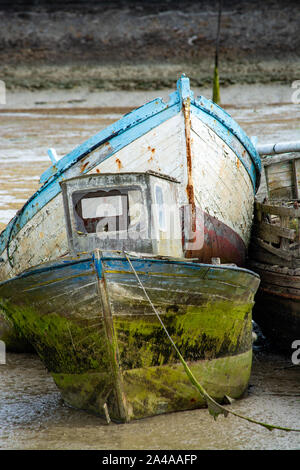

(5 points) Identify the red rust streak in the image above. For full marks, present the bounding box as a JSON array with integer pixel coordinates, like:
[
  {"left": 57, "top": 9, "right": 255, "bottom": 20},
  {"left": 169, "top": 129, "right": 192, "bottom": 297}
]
[
  {"left": 80, "top": 161, "right": 90, "bottom": 173},
  {"left": 183, "top": 98, "right": 196, "bottom": 233},
  {"left": 115, "top": 158, "right": 122, "bottom": 170}
]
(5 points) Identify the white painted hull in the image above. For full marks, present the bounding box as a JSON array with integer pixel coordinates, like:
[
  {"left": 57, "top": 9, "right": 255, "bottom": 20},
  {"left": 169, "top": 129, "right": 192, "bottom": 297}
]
[{"left": 0, "top": 110, "right": 254, "bottom": 281}]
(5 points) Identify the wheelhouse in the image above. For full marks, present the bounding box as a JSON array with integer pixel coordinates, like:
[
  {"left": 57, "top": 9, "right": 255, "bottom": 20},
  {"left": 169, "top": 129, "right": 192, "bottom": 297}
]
[{"left": 60, "top": 171, "right": 183, "bottom": 258}]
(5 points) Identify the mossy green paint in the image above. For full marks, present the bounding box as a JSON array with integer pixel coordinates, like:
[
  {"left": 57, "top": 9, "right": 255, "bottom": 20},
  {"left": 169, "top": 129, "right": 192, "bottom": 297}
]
[
  {"left": 0, "top": 249, "right": 259, "bottom": 423},
  {"left": 51, "top": 350, "right": 251, "bottom": 421},
  {"left": 1, "top": 293, "right": 253, "bottom": 421},
  {"left": 0, "top": 299, "right": 110, "bottom": 374},
  {"left": 114, "top": 299, "right": 253, "bottom": 370}
]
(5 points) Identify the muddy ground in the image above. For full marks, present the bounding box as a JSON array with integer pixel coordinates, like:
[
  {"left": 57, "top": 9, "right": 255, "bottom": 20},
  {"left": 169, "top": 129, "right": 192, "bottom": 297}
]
[{"left": 0, "top": 0, "right": 299, "bottom": 90}]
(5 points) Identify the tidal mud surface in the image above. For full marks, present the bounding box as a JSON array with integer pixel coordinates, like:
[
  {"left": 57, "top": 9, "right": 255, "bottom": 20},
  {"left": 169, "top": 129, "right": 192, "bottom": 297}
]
[
  {"left": 0, "top": 351, "right": 299, "bottom": 450},
  {"left": 0, "top": 0, "right": 299, "bottom": 90}
]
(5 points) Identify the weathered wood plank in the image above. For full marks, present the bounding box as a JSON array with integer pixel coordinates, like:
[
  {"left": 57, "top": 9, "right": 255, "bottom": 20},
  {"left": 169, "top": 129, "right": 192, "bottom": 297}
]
[
  {"left": 260, "top": 282, "right": 300, "bottom": 298},
  {"left": 293, "top": 158, "right": 300, "bottom": 200},
  {"left": 280, "top": 216, "right": 290, "bottom": 250},
  {"left": 262, "top": 152, "right": 300, "bottom": 166},
  {"left": 254, "top": 269, "right": 300, "bottom": 289},
  {"left": 253, "top": 220, "right": 295, "bottom": 241},
  {"left": 255, "top": 201, "right": 300, "bottom": 218},
  {"left": 249, "top": 244, "right": 295, "bottom": 268},
  {"left": 252, "top": 237, "right": 292, "bottom": 260},
  {"left": 253, "top": 222, "right": 280, "bottom": 244},
  {"left": 265, "top": 161, "right": 294, "bottom": 198}
]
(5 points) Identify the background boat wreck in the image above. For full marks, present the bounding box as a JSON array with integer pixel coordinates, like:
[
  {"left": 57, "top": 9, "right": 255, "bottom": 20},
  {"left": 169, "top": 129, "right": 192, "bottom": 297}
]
[{"left": 249, "top": 142, "right": 300, "bottom": 353}]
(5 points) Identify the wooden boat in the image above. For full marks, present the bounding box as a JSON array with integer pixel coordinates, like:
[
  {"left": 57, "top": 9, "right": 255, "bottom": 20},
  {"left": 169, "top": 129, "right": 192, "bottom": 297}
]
[
  {"left": 0, "top": 75, "right": 261, "bottom": 284},
  {"left": 248, "top": 145, "right": 300, "bottom": 353},
  {"left": 0, "top": 171, "right": 260, "bottom": 422}
]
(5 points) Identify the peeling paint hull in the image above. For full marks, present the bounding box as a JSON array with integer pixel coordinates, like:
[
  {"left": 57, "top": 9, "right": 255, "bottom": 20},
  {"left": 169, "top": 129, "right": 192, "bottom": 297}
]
[
  {"left": 0, "top": 253, "right": 260, "bottom": 421},
  {"left": 0, "top": 76, "right": 261, "bottom": 282}
]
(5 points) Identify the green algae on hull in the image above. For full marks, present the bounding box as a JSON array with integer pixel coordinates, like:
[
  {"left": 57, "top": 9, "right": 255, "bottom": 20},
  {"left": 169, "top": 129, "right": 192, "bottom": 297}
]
[
  {"left": 0, "top": 301, "right": 110, "bottom": 374},
  {"left": 114, "top": 300, "right": 253, "bottom": 370},
  {"left": 0, "top": 254, "right": 260, "bottom": 422},
  {"left": 0, "top": 308, "right": 33, "bottom": 353},
  {"left": 53, "top": 349, "right": 252, "bottom": 422}
]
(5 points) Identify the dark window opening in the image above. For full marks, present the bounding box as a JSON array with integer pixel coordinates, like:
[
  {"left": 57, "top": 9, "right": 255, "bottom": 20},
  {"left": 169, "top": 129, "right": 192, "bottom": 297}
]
[{"left": 72, "top": 188, "right": 142, "bottom": 235}]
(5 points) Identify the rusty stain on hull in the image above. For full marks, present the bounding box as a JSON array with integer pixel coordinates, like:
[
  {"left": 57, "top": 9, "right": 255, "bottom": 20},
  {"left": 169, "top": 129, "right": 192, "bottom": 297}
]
[
  {"left": 115, "top": 158, "right": 122, "bottom": 171},
  {"left": 80, "top": 161, "right": 90, "bottom": 173},
  {"left": 182, "top": 97, "right": 196, "bottom": 234}
]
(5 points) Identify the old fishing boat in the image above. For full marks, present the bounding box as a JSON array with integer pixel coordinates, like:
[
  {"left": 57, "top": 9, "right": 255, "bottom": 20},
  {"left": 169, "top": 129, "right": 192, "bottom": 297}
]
[
  {"left": 248, "top": 142, "right": 300, "bottom": 353},
  {"left": 0, "top": 171, "right": 260, "bottom": 421},
  {"left": 0, "top": 75, "right": 261, "bottom": 282},
  {"left": 0, "top": 76, "right": 262, "bottom": 421}
]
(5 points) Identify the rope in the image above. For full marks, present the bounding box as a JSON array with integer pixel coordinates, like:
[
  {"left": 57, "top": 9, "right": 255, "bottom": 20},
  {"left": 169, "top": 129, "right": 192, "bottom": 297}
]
[{"left": 123, "top": 251, "right": 300, "bottom": 433}]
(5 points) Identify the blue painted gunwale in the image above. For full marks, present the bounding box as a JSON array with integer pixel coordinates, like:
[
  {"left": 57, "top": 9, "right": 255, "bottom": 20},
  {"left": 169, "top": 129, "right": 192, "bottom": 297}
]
[
  {"left": 0, "top": 253, "right": 260, "bottom": 290},
  {"left": 0, "top": 76, "right": 261, "bottom": 256}
]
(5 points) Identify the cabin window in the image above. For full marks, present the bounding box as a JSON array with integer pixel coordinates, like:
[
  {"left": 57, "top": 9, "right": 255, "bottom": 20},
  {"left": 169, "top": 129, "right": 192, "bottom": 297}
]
[
  {"left": 155, "top": 185, "right": 166, "bottom": 231},
  {"left": 72, "top": 188, "right": 143, "bottom": 235}
]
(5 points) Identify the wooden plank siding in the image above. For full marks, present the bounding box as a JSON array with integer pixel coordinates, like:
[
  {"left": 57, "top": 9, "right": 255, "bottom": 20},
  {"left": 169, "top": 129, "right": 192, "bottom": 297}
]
[
  {"left": 249, "top": 151, "right": 300, "bottom": 352},
  {"left": 263, "top": 155, "right": 300, "bottom": 200}
]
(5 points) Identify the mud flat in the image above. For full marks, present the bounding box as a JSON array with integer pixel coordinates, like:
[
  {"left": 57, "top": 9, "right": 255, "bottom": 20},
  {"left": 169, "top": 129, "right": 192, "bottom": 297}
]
[{"left": 0, "top": 0, "right": 299, "bottom": 91}]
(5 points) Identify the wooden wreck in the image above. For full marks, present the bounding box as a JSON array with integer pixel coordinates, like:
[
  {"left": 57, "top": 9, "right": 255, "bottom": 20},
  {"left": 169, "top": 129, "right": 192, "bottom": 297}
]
[
  {"left": 249, "top": 143, "right": 300, "bottom": 353},
  {"left": 0, "top": 76, "right": 262, "bottom": 421},
  {"left": 0, "top": 75, "right": 261, "bottom": 279}
]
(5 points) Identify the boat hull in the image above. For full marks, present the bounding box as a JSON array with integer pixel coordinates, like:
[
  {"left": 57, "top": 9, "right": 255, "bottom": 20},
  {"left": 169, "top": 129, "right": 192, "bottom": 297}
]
[
  {"left": 0, "top": 253, "right": 260, "bottom": 421},
  {"left": 0, "top": 77, "right": 260, "bottom": 282},
  {"left": 250, "top": 262, "right": 300, "bottom": 353}
]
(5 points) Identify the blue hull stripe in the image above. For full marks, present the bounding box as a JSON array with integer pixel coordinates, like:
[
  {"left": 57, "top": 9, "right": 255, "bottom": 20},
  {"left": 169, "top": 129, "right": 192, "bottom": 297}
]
[{"left": 0, "top": 254, "right": 259, "bottom": 289}]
